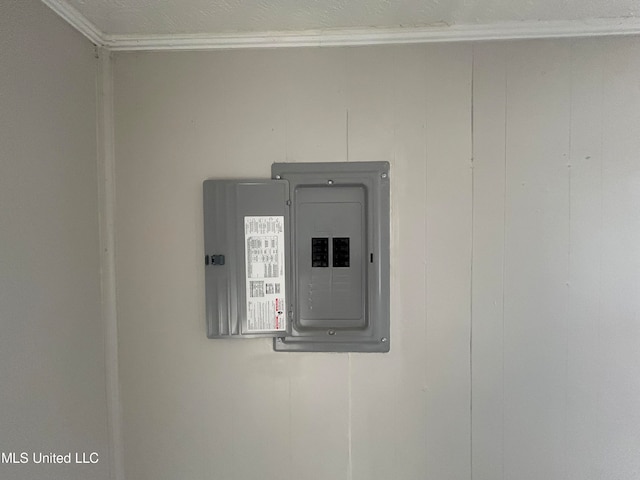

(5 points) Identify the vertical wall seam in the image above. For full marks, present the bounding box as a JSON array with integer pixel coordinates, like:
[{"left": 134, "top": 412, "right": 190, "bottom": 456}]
[
  {"left": 565, "top": 40, "right": 574, "bottom": 480},
  {"left": 501, "top": 44, "right": 508, "bottom": 480},
  {"left": 347, "top": 353, "right": 353, "bottom": 480},
  {"left": 596, "top": 41, "right": 605, "bottom": 475},
  {"left": 424, "top": 44, "right": 430, "bottom": 476},
  {"left": 346, "top": 109, "right": 350, "bottom": 162},
  {"left": 390, "top": 47, "right": 398, "bottom": 475},
  {"left": 288, "top": 375, "right": 293, "bottom": 480},
  {"left": 469, "top": 43, "right": 475, "bottom": 480},
  {"left": 96, "top": 47, "right": 125, "bottom": 480},
  {"left": 422, "top": 46, "right": 428, "bottom": 444}
]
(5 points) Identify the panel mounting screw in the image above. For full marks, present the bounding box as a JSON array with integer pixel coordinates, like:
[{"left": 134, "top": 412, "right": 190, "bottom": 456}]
[
  {"left": 381, "top": 173, "right": 388, "bottom": 179},
  {"left": 381, "top": 337, "right": 388, "bottom": 343},
  {"left": 327, "top": 179, "right": 334, "bottom": 185},
  {"left": 328, "top": 329, "right": 336, "bottom": 335},
  {"left": 275, "top": 175, "right": 281, "bottom": 180}
]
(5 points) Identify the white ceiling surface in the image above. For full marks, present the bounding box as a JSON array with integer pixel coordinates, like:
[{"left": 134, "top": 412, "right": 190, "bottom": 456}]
[{"left": 64, "top": 0, "right": 640, "bottom": 36}]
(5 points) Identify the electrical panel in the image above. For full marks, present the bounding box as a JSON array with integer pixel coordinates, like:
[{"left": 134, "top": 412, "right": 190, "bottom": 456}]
[{"left": 203, "top": 162, "right": 390, "bottom": 352}]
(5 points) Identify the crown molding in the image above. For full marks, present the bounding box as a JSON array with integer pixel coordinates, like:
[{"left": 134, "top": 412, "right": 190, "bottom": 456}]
[
  {"left": 41, "top": 0, "right": 640, "bottom": 51},
  {"left": 41, "top": 0, "right": 104, "bottom": 45},
  {"left": 102, "top": 18, "right": 640, "bottom": 51}
]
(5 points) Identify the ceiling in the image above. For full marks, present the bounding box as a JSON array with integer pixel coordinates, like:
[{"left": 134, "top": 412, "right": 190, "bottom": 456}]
[
  {"left": 62, "top": 0, "right": 640, "bottom": 36},
  {"left": 42, "top": 0, "right": 640, "bottom": 49}
]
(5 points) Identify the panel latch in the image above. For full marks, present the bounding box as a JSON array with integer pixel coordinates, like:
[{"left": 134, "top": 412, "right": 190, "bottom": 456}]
[{"left": 205, "top": 254, "right": 225, "bottom": 266}]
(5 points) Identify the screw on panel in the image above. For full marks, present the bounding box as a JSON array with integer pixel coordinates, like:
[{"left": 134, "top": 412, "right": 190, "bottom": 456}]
[
  {"left": 381, "top": 173, "right": 388, "bottom": 179},
  {"left": 381, "top": 337, "right": 388, "bottom": 343},
  {"left": 275, "top": 175, "right": 281, "bottom": 180},
  {"left": 328, "top": 330, "right": 336, "bottom": 335},
  {"left": 327, "top": 179, "right": 334, "bottom": 185}
]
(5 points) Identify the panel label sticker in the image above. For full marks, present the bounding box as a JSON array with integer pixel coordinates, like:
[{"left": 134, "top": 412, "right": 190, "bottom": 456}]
[{"left": 244, "top": 216, "right": 286, "bottom": 332}]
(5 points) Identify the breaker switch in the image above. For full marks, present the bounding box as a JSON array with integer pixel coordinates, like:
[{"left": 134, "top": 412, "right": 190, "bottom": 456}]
[
  {"left": 312, "top": 238, "right": 329, "bottom": 267},
  {"left": 332, "top": 237, "right": 350, "bottom": 267}
]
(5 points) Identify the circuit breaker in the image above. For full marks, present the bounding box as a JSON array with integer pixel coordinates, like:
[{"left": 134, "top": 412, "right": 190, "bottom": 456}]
[{"left": 203, "top": 162, "right": 390, "bottom": 352}]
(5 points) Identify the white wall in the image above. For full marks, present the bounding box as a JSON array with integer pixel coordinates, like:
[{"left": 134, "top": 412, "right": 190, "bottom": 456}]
[
  {"left": 113, "top": 38, "right": 640, "bottom": 479},
  {"left": 0, "top": 1, "right": 110, "bottom": 479}
]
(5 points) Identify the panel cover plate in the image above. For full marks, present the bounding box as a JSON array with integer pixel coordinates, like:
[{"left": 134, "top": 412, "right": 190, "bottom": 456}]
[{"left": 271, "top": 162, "right": 390, "bottom": 353}]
